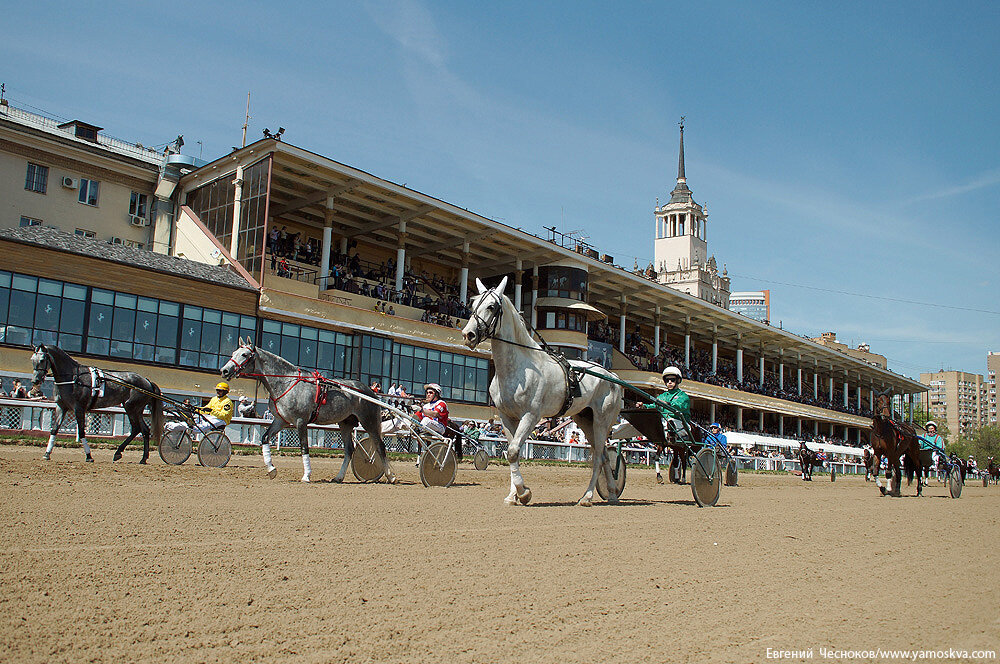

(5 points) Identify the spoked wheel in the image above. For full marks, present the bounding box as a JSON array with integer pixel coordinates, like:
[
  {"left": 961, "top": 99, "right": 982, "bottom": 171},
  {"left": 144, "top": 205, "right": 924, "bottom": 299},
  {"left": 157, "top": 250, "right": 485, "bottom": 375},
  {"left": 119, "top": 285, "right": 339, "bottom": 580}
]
[
  {"left": 351, "top": 434, "right": 385, "bottom": 482},
  {"left": 691, "top": 447, "right": 722, "bottom": 507},
  {"left": 420, "top": 441, "right": 457, "bottom": 487},
  {"left": 159, "top": 429, "right": 192, "bottom": 465},
  {"left": 725, "top": 459, "right": 738, "bottom": 486},
  {"left": 197, "top": 431, "right": 231, "bottom": 468},
  {"left": 596, "top": 448, "right": 626, "bottom": 501},
  {"left": 473, "top": 449, "right": 489, "bottom": 471},
  {"left": 949, "top": 466, "right": 963, "bottom": 499}
]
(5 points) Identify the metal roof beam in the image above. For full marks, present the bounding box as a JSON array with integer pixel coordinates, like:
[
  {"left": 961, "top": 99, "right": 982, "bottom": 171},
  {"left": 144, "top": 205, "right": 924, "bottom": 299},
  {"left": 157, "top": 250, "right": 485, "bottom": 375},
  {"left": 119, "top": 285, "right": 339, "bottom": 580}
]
[{"left": 269, "top": 179, "right": 362, "bottom": 217}]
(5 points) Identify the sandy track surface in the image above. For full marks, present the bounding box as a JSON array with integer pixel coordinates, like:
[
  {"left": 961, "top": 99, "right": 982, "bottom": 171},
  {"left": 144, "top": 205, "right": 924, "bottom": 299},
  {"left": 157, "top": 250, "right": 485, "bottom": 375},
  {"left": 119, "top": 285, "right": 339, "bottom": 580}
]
[{"left": 1, "top": 444, "right": 998, "bottom": 663}]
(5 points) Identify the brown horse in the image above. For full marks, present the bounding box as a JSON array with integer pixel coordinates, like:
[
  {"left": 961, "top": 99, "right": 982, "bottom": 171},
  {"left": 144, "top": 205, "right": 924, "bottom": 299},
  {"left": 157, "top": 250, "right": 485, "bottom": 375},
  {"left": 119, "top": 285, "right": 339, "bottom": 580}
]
[
  {"left": 862, "top": 446, "right": 876, "bottom": 482},
  {"left": 798, "top": 441, "right": 824, "bottom": 481},
  {"left": 870, "top": 393, "right": 925, "bottom": 497},
  {"left": 988, "top": 457, "right": 999, "bottom": 485}
]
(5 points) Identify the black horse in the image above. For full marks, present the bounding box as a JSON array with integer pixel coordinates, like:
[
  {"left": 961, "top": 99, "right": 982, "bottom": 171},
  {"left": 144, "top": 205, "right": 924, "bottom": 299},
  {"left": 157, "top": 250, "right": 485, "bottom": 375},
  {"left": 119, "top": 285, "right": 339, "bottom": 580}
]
[
  {"left": 988, "top": 457, "right": 999, "bottom": 485},
  {"left": 798, "top": 441, "right": 824, "bottom": 481},
  {"left": 30, "top": 345, "right": 165, "bottom": 463}
]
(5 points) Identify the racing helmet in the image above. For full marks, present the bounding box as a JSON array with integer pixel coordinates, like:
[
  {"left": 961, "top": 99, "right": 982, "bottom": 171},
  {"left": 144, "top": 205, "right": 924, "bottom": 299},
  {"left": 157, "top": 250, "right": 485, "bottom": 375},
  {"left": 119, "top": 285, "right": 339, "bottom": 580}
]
[
  {"left": 662, "top": 366, "right": 683, "bottom": 384},
  {"left": 215, "top": 382, "right": 230, "bottom": 392},
  {"left": 424, "top": 383, "right": 443, "bottom": 398},
  {"left": 924, "top": 421, "right": 937, "bottom": 430}
]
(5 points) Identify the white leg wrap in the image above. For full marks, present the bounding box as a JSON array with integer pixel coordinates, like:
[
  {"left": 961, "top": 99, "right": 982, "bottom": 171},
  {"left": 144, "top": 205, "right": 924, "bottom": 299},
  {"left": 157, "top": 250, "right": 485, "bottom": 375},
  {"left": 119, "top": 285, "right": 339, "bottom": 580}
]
[
  {"left": 262, "top": 444, "right": 274, "bottom": 469},
  {"left": 302, "top": 454, "right": 312, "bottom": 475},
  {"left": 80, "top": 439, "right": 92, "bottom": 455},
  {"left": 46, "top": 435, "right": 56, "bottom": 454},
  {"left": 655, "top": 461, "right": 660, "bottom": 473}
]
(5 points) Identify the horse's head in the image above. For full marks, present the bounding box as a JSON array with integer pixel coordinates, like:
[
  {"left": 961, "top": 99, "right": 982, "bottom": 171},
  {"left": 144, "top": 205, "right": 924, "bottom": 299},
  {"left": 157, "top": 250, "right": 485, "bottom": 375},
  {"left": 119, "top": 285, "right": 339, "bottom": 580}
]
[
  {"left": 462, "top": 276, "right": 508, "bottom": 349},
  {"left": 874, "top": 392, "right": 892, "bottom": 417},
  {"left": 30, "top": 345, "right": 51, "bottom": 389},
  {"left": 221, "top": 338, "right": 258, "bottom": 380}
]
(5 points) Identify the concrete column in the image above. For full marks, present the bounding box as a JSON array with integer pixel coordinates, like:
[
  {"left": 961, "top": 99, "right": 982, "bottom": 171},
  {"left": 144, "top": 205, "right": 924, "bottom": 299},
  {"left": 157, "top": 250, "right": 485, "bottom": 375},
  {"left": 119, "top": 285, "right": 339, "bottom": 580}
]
[
  {"left": 779, "top": 416, "right": 784, "bottom": 437},
  {"left": 736, "top": 346, "right": 744, "bottom": 384},
  {"left": 513, "top": 258, "right": 523, "bottom": 311},
  {"left": 530, "top": 266, "right": 538, "bottom": 329},
  {"left": 736, "top": 407, "right": 743, "bottom": 430},
  {"left": 856, "top": 380, "right": 862, "bottom": 410},
  {"left": 339, "top": 236, "right": 348, "bottom": 256},
  {"left": 458, "top": 240, "right": 470, "bottom": 305},
  {"left": 394, "top": 220, "right": 408, "bottom": 291},
  {"left": 829, "top": 423, "right": 834, "bottom": 437},
  {"left": 653, "top": 309, "right": 661, "bottom": 355},
  {"left": 828, "top": 376, "right": 834, "bottom": 402},
  {"left": 759, "top": 411, "right": 764, "bottom": 431},
  {"left": 230, "top": 165, "right": 244, "bottom": 257},
  {"left": 779, "top": 356, "right": 785, "bottom": 391},
  {"left": 797, "top": 367, "right": 802, "bottom": 396},
  {"left": 684, "top": 326, "right": 691, "bottom": 371},
  {"left": 814, "top": 420, "right": 819, "bottom": 436},
  {"left": 618, "top": 296, "right": 626, "bottom": 354},
  {"left": 711, "top": 333, "right": 718, "bottom": 374},
  {"left": 759, "top": 354, "right": 765, "bottom": 388},
  {"left": 319, "top": 199, "right": 334, "bottom": 290},
  {"left": 813, "top": 370, "right": 819, "bottom": 399},
  {"left": 797, "top": 418, "right": 802, "bottom": 437},
  {"left": 869, "top": 387, "right": 874, "bottom": 412},
  {"left": 710, "top": 402, "right": 716, "bottom": 422},
  {"left": 843, "top": 379, "right": 849, "bottom": 408}
]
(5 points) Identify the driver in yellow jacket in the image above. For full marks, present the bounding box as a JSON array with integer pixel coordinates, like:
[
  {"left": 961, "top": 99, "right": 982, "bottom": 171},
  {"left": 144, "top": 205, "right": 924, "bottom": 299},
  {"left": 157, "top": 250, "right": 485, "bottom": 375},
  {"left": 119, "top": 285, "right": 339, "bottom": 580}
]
[{"left": 167, "top": 382, "right": 234, "bottom": 433}]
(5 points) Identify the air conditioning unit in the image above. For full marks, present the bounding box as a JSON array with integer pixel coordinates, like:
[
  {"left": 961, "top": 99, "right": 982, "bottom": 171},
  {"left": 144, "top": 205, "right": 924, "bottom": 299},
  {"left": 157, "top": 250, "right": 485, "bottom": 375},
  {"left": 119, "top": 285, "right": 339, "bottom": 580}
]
[
  {"left": 108, "top": 236, "right": 124, "bottom": 245},
  {"left": 129, "top": 214, "right": 148, "bottom": 227},
  {"left": 61, "top": 176, "right": 78, "bottom": 189}
]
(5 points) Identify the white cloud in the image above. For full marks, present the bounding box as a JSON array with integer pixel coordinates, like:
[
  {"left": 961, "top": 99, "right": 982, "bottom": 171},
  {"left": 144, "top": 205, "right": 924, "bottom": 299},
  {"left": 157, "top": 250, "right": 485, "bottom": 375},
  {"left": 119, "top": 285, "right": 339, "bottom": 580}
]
[{"left": 900, "top": 167, "right": 1000, "bottom": 206}]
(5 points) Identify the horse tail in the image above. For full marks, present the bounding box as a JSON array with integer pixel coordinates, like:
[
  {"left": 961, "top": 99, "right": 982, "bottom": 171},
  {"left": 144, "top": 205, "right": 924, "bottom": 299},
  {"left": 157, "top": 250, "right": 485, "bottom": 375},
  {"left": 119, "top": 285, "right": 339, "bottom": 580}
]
[
  {"left": 903, "top": 453, "right": 916, "bottom": 483},
  {"left": 150, "top": 381, "right": 165, "bottom": 446}
]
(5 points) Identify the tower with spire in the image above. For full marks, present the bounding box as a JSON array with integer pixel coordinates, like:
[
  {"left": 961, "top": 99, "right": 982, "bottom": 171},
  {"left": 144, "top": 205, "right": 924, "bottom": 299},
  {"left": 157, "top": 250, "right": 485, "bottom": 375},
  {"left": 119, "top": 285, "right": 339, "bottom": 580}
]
[{"left": 653, "top": 119, "right": 730, "bottom": 306}]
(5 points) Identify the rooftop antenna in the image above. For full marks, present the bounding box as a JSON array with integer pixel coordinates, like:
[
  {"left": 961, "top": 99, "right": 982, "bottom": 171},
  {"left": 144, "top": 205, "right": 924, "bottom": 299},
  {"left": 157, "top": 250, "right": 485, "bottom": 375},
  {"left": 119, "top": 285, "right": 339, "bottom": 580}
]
[{"left": 241, "top": 90, "right": 251, "bottom": 148}]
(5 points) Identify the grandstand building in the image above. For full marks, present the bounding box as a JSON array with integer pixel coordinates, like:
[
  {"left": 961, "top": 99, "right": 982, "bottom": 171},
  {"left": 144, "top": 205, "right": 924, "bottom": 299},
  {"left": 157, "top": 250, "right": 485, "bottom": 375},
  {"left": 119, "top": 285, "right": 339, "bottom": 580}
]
[{"left": 0, "top": 100, "right": 925, "bottom": 443}]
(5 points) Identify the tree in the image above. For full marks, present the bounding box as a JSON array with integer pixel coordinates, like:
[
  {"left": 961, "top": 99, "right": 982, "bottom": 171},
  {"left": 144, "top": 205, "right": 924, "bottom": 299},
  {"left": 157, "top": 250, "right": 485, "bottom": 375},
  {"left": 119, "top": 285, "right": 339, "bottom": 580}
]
[
  {"left": 906, "top": 406, "right": 951, "bottom": 442},
  {"left": 952, "top": 425, "right": 1000, "bottom": 467}
]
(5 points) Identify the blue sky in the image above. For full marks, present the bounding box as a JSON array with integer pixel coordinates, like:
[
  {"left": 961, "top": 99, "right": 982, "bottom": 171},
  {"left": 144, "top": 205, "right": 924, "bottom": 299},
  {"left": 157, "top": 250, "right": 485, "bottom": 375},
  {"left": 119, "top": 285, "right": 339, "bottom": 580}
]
[{"left": 4, "top": 0, "right": 998, "bottom": 380}]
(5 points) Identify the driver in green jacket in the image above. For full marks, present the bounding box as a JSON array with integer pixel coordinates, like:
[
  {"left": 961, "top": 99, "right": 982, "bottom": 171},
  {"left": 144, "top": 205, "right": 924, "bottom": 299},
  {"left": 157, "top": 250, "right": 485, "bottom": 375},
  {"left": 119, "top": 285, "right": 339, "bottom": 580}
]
[{"left": 648, "top": 365, "right": 691, "bottom": 447}]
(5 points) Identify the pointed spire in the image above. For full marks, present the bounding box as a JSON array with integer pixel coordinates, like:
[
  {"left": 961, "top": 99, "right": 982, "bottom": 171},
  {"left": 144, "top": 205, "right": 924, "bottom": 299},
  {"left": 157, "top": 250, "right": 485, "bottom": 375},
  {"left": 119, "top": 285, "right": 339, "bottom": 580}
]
[
  {"left": 669, "top": 117, "right": 693, "bottom": 203},
  {"left": 677, "top": 116, "right": 686, "bottom": 183}
]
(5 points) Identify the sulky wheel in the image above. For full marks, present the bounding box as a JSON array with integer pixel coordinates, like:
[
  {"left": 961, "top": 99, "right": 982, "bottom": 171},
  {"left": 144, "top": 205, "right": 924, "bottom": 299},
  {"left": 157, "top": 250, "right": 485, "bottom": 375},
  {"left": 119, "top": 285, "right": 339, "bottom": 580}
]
[
  {"left": 724, "top": 459, "right": 738, "bottom": 487},
  {"left": 159, "top": 429, "right": 192, "bottom": 465},
  {"left": 473, "top": 449, "right": 489, "bottom": 471},
  {"left": 691, "top": 447, "right": 722, "bottom": 507},
  {"left": 596, "top": 447, "right": 626, "bottom": 501},
  {"left": 949, "top": 466, "right": 963, "bottom": 499},
  {"left": 197, "top": 431, "right": 231, "bottom": 468},
  {"left": 420, "top": 441, "right": 457, "bottom": 487},
  {"left": 351, "top": 434, "right": 385, "bottom": 483}
]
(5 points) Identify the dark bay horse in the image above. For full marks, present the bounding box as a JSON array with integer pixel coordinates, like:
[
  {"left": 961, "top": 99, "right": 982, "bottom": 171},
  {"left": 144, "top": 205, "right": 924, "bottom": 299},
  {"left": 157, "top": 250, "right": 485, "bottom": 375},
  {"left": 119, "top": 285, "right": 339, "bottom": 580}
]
[
  {"left": 869, "top": 393, "right": 924, "bottom": 497},
  {"left": 798, "top": 441, "right": 824, "bottom": 481},
  {"left": 988, "top": 457, "right": 999, "bottom": 485},
  {"left": 220, "top": 339, "right": 394, "bottom": 483},
  {"left": 863, "top": 446, "right": 875, "bottom": 482},
  {"left": 30, "top": 345, "right": 164, "bottom": 463}
]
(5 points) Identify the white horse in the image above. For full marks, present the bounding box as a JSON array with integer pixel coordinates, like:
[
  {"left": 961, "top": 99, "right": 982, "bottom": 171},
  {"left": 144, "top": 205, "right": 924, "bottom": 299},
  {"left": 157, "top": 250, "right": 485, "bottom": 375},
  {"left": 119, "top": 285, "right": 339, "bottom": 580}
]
[{"left": 462, "top": 277, "right": 623, "bottom": 506}]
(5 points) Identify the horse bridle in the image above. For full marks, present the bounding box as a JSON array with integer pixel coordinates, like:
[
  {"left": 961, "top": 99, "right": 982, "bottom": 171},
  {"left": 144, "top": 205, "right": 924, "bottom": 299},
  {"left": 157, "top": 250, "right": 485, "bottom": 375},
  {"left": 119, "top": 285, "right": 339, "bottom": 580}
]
[
  {"left": 227, "top": 346, "right": 257, "bottom": 378},
  {"left": 469, "top": 289, "right": 503, "bottom": 343}
]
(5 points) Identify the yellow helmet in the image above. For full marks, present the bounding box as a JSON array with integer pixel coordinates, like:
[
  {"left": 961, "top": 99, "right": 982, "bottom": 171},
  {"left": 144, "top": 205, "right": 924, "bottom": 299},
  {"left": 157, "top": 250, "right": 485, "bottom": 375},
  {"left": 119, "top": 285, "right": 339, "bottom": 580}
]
[{"left": 215, "top": 382, "right": 230, "bottom": 392}]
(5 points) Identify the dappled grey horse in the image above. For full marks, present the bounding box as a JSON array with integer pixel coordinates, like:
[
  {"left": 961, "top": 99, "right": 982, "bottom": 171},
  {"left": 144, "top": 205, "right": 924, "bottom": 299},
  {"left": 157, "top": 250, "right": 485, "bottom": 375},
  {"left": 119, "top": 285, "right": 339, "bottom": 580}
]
[
  {"left": 30, "top": 344, "right": 164, "bottom": 463},
  {"left": 461, "top": 277, "right": 623, "bottom": 506},
  {"left": 221, "top": 339, "right": 395, "bottom": 483}
]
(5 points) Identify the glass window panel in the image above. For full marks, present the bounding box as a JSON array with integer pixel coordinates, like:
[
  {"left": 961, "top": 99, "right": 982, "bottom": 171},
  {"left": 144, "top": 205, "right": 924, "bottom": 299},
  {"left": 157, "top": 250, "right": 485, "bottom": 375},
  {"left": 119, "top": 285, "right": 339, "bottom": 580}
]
[
  {"left": 203, "top": 309, "right": 221, "bottom": 325},
  {"left": 280, "top": 335, "right": 299, "bottom": 362},
  {"left": 200, "top": 323, "right": 220, "bottom": 354},
  {"left": 261, "top": 332, "right": 280, "bottom": 353},
  {"left": 87, "top": 336, "right": 110, "bottom": 355},
  {"left": 219, "top": 326, "right": 239, "bottom": 354},
  {"left": 135, "top": 310, "right": 156, "bottom": 344},
  {"left": 300, "top": 338, "right": 317, "bottom": 366},
  {"left": 63, "top": 283, "right": 86, "bottom": 301},
  {"left": 12, "top": 274, "right": 37, "bottom": 292},
  {"left": 439, "top": 363, "right": 452, "bottom": 387},
  {"left": 9, "top": 290, "right": 36, "bottom": 327},
  {"left": 34, "top": 294, "right": 60, "bottom": 331},
  {"left": 428, "top": 350, "right": 440, "bottom": 362},
  {"left": 159, "top": 301, "right": 180, "bottom": 316},
  {"left": 134, "top": 343, "right": 155, "bottom": 362},
  {"left": 112, "top": 307, "right": 136, "bottom": 340},
  {"left": 92, "top": 288, "right": 114, "bottom": 306},
  {"left": 318, "top": 329, "right": 337, "bottom": 344},
  {"left": 465, "top": 367, "right": 477, "bottom": 390},
  {"left": 300, "top": 326, "right": 318, "bottom": 341},
  {"left": 413, "top": 358, "right": 427, "bottom": 383},
  {"left": 0, "top": 289, "right": 8, "bottom": 325},
  {"left": 155, "top": 347, "right": 176, "bottom": 364},
  {"left": 282, "top": 322, "right": 300, "bottom": 336},
  {"left": 183, "top": 305, "right": 202, "bottom": 320},
  {"left": 59, "top": 333, "right": 82, "bottom": 352},
  {"left": 87, "top": 303, "right": 112, "bottom": 338},
  {"left": 137, "top": 297, "right": 158, "bottom": 313},
  {"left": 34, "top": 329, "right": 58, "bottom": 345},
  {"left": 38, "top": 279, "right": 61, "bottom": 297},
  {"left": 110, "top": 340, "right": 132, "bottom": 358},
  {"left": 222, "top": 312, "right": 240, "bottom": 327},
  {"left": 0, "top": 271, "right": 9, "bottom": 288},
  {"left": 199, "top": 353, "right": 218, "bottom": 370},
  {"left": 415, "top": 347, "right": 427, "bottom": 359},
  {"left": 241, "top": 315, "right": 256, "bottom": 329},
  {"left": 156, "top": 314, "right": 178, "bottom": 347},
  {"left": 179, "top": 349, "right": 198, "bottom": 367},
  {"left": 114, "top": 292, "right": 137, "bottom": 309},
  {"left": 181, "top": 319, "right": 201, "bottom": 350}
]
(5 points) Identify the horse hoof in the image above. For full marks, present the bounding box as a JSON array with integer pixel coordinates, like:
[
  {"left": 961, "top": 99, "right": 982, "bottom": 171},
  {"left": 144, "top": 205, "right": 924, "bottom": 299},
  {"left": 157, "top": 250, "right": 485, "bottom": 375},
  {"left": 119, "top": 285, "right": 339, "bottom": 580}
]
[
  {"left": 879, "top": 485, "right": 887, "bottom": 496},
  {"left": 331, "top": 476, "right": 344, "bottom": 484},
  {"left": 113, "top": 452, "right": 122, "bottom": 461},
  {"left": 504, "top": 496, "right": 518, "bottom": 506},
  {"left": 43, "top": 453, "right": 50, "bottom": 461},
  {"left": 85, "top": 455, "right": 94, "bottom": 463},
  {"left": 386, "top": 475, "right": 398, "bottom": 485},
  {"left": 139, "top": 459, "right": 147, "bottom": 465},
  {"left": 266, "top": 467, "right": 277, "bottom": 479},
  {"left": 655, "top": 473, "right": 663, "bottom": 484},
  {"left": 517, "top": 488, "right": 532, "bottom": 505},
  {"left": 301, "top": 476, "right": 311, "bottom": 483}
]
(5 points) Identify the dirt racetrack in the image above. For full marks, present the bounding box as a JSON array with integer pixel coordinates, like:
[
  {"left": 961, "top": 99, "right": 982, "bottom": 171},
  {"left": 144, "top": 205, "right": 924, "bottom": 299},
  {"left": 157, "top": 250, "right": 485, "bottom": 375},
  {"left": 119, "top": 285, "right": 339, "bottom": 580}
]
[{"left": 1, "top": 443, "right": 998, "bottom": 663}]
